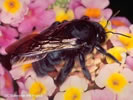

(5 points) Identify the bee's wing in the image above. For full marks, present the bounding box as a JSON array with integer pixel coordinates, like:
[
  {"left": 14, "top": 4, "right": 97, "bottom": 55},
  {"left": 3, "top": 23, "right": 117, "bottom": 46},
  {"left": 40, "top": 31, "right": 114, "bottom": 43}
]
[
  {"left": 6, "top": 21, "right": 79, "bottom": 66},
  {"left": 10, "top": 38, "right": 79, "bottom": 66}
]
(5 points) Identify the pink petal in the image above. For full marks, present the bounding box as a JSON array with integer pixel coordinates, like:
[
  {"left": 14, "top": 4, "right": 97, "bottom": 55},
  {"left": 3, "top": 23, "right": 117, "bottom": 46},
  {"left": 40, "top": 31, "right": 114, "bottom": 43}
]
[
  {"left": 0, "top": 76, "right": 5, "bottom": 89},
  {"left": 116, "top": 26, "right": 130, "bottom": 33},
  {"left": 102, "top": 8, "right": 112, "bottom": 19},
  {"left": 10, "top": 67, "right": 25, "bottom": 80},
  {"left": 129, "top": 24, "right": 133, "bottom": 33},
  {"left": 91, "top": 88, "right": 115, "bottom": 100},
  {"left": 5, "top": 26, "right": 18, "bottom": 38},
  {"left": 36, "top": 10, "right": 55, "bottom": 30},
  {"left": 36, "top": 95, "right": 48, "bottom": 100},
  {"left": 121, "top": 68, "right": 133, "bottom": 82},
  {"left": 110, "top": 35, "right": 124, "bottom": 47},
  {"left": 20, "top": 90, "right": 33, "bottom": 100},
  {"left": 30, "top": 0, "right": 55, "bottom": 9},
  {"left": 82, "top": 91, "right": 91, "bottom": 100},
  {"left": 126, "top": 56, "right": 133, "bottom": 70},
  {"left": 95, "top": 63, "right": 121, "bottom": 88},
  {"left": 18, "top": 19, "right": 33, "bottom": 34},
  {"left": 81, "top": 0, "right": 109, "bottom": 9},
  {"left": 38, "top": 76, "right": 56, "bottom": 96},
  {"left": 60, "top": 75, "right": 88, "bottom": 92},
  {"left": 69, "top": 0, "right": 82, "bottom": 10},
  {"left": 75, "top": 6, "right": 85, "bottom": 19},
  {"left": 118, "top": 83, "right": 133, "bottom": 100},
  {"left": 0, "top": 64, "right": 5, "bottom": 75},
  {"left": 111, "top": 17, "right": 131, "bottom": 27},
  {"left": 54, "top": 92, "right": 64, "bottom": 100},
  {"left": 25, "top": 77, "right": 35, "bottom": 89}
]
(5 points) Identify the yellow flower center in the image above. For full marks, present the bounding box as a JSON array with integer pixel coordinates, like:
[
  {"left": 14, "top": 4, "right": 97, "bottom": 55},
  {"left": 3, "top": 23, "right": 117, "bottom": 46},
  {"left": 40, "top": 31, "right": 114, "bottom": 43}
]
[
  {"left": 29, "top": 82, "right": 47, "bottom": 98},
  {"left": 106, "top": 73, "right": 128, "bottom": 93},
  {"left": 64, "top": 87, "right": 83, "bottom": 100},
  {"left": 3, "top": 0, "right": 21, "bottom": 14},
  {"left": 106, "top": 47, "right": 126, "bottom": 64},
  {"left": 85, "top": 8, "right": 101, "bottom": 18},
  {"left": 111, "top": 19, "right": 126, "bottom": 27},
  {"left": 119, "top": 33, "right": 133, "bottom": 50},
  {"left": 55, "top": 7, "right": 74, "bottom": 22},
  {"left": 21, "top": 64, "right": 32, "bottom": 72}
]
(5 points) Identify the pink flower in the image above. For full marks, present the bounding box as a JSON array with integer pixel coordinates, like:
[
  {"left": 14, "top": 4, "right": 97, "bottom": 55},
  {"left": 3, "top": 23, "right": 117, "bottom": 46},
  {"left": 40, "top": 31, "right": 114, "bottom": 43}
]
[
  {"left": 126, "top": 56, "right": 133, "bottom": 70},
  {"left": 0, "top": 64, "right": 15, "bottom": 100},
  {"left": 83, "top": 88, "right": 115, "bottom": 100},
  {"left": 0, "top": 25, "right": 18, "bottom": 54},
  {"left": 69, "top": 0, "right": 112, "bottom": 20},
  {"left": 109, "top": 25, "right": 133, "bottom": 56},
  {"left": 111, "top": 17, "right": 131, "bottom": 28},
  {"left": 18, "top": 0, "right": 56, "bottom": 36},
  {"left": 95, "top": 63, "right": 133, "bottom": 100},
  {"left": 0, "top": 0, "right": 30, "bottom": 26},
  {"left": 22, "top": 73, "right": 56, "bottom": 100},
  {"left": 10, "top": 64, "right": 33, "bottom": 80},
  {"left": 54, "top": 75, "right": 89, "bottom": 100}
]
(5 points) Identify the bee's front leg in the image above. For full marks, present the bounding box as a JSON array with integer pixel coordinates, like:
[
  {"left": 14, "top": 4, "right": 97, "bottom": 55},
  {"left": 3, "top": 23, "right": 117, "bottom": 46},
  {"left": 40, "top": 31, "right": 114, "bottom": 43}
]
[
  {"left": 95, "top": 44, "right": 121, "bottom": 64},
  {"left": 79, "top": 53, "right": 92, "bottom": 81}
]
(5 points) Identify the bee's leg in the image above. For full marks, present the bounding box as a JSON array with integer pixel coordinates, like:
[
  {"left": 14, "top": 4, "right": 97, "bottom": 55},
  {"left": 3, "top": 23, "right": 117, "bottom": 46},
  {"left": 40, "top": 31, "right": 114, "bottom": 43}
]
[
  {"left": 95, "top": 44, "right": 121, "bottom": 64},
  {"left": 32, "top": 60, "right": 48, "bottom": 77},
  {"left": 55, "top": 57, "right": 75, "bottom": 85},
  {"left": 79, "top": 53, "right": 92, "bottom": 81},
  {"left": 33, "top": 51, "right": 63, "bottom": 77}
]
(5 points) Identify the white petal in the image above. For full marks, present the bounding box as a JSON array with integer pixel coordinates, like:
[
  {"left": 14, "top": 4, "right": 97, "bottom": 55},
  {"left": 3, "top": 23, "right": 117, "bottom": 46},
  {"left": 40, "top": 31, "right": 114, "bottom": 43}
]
[
  {"left": 60, "top": 75, "right": 88, "bottom": 91},
  {"left": 54, "top": 92, "right": 64, "bottom": 100}
]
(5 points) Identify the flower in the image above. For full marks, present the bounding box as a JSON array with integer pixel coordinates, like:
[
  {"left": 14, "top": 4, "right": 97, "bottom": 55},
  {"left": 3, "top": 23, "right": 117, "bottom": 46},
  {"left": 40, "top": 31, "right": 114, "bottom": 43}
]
[
  {"left": 69, "top": 0, "right": 112, "bottom": 21},
  {"left": 106, "top": 46, "right": 126, "bottom": 64},
  {"left": 18, "top": 0, "right": 55, "bottom": 36},
  {"left": 54, "top": 75, "right": 89, "bottom": 100},
  {"left": 95, "top": 63, "right": 133, "bottom": 100},
  {"left": 54, "top": 6, "right": 74, "bottom": 22},
  {"left": 111, "top": 17, "right": 131, "bottom": 28},
  {"left": 82, "top": 88, "right": 115, "bottom": 100},
  {"left": 24, "top": 73, "right": 56, "bottom": 100},
  {"left": 0, "top": 0, "right": 30, "bottom": 26},
  {"left": 0, "top": 64, "right": 15, "bottom": 100},
  {"left": 126, "top": 56, "right": 133, "bottom": 70},
  {"left": 10, "top": 63, "right": 32, "bottom": 80},
  {"left": 0, "top": 25, "right": 18, "bottom": 54},
  {"left": 110, "top": 25, "right": 133, "bottom": 55}
]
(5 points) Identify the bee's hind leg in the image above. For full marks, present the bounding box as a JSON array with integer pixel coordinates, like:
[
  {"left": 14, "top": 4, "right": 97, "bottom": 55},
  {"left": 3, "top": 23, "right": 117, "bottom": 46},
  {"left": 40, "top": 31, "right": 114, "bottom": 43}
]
[
  {"left": 32, "top": 51, "right": 63, "bottom": 77},
  {"left": 55, "top": 57, "right": 75, "bottom": 86}
]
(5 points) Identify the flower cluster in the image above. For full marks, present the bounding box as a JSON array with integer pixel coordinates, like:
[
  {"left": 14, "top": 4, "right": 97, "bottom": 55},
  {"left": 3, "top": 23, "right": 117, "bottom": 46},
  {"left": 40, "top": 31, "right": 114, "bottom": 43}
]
[{"left": 0, "top": 0, "right": 133, "bottom": 100}]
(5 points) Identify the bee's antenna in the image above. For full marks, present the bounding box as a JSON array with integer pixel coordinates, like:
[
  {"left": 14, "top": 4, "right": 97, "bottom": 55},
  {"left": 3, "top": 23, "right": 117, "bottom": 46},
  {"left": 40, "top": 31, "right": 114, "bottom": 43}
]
[
  {"left": 104, "top": 10, "right": 120, "bottom": 28},
  {"left": 106, "top": 31, "right": 131, "bottom": 38}
]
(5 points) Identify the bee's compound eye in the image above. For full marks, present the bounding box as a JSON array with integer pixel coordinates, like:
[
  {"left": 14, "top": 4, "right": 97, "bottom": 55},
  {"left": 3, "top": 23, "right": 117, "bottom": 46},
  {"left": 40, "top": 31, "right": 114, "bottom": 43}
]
[{"left": 52, "top": 21, "right": 61, "bottom": 26}]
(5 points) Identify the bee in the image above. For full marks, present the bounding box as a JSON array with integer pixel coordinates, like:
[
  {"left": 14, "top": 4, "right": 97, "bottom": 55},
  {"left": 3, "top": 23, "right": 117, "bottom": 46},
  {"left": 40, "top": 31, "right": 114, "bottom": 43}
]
[{"left": 0, "top": 16, "right": 129, "bottom": 85}]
